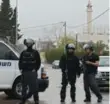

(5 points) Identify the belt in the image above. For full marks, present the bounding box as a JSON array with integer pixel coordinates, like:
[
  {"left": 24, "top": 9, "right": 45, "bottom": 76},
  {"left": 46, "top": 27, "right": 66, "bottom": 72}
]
[{"left": 22, "top": 69, "right": 36, "bottom": 73}]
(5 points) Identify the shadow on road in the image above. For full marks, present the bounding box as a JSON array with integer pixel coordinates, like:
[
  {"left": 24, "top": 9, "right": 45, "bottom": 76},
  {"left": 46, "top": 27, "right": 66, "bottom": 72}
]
[
  {"left": 0, "top": 94, "right": 48, "bottom": 104},
  {"left": 0, "top": 94, "right": 19, "bottom": 104},
  {"left": 0, "top": 92, "right": 109, "bottom": 104}
]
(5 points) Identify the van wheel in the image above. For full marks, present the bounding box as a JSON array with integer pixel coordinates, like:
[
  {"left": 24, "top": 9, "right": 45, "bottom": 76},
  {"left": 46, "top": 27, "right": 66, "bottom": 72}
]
[
  {"left": 12, "top": 78, "right": 31, "bottom": 99},
  {"left": 4, "top": 90, "right": 14, "bottom": 98}
]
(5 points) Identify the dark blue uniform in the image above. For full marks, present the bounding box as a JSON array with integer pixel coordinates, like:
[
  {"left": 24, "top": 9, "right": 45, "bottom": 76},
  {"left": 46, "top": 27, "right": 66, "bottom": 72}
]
[
  {"left": 19, "top": 48, "right": 41, "bottom": 104},
  {"left": 59, "top": 54, "right": 81, "bottom": 101}
]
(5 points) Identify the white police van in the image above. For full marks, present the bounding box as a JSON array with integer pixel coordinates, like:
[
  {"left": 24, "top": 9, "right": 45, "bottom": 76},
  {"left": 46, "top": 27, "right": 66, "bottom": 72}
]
[
  {"left": 96, "top": 56, "right": 110, "bottom": 90},
  {"left": 0, "top": 39, "right": 49, "bottom": 99}
]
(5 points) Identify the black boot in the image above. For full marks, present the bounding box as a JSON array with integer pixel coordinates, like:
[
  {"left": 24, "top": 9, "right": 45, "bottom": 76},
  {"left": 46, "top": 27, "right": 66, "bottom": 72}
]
[
  {"left": 19, "top": 101, "right": 25, "bottom": 104},
  {"left": 35, "top": 100, "right": 39, "bottom": 104},
  {"left": 97, "top": 97, "right": 102, "bottom": 103},
  {"left": 84, "top": 98, "right": 91, "bottom": 102},
  {"left": 60, "top": 99, "right": 65, "bottom": 103},
  {"left": 71, "top": 94, "right": 76, "bottom": 103},
  {"left": 72, "top": 99, "right": 76, "bottom": 103},
  {"left": 60, "top": 92, "right": 66, "bottom": 103},
  {"left": 71, "top": 95, "right": 76, "bottom": 103}
]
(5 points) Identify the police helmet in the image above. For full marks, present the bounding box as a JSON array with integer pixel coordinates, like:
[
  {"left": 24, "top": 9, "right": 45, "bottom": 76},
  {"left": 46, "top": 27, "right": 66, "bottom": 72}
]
[
  {"left": 67, "top": 43, "right": 75, "bottom": 50},
  {"left": 83, "top": 44, "right": 93, "bottom": 51},
  {"left": 24, "top": 38, "right": 35, "bottom": 47}
]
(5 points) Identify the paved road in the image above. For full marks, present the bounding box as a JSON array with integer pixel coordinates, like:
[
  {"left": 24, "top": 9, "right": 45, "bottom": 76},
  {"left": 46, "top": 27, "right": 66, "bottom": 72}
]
[{"left": 0, "top": 66, "right": 109, "bottom": 104}]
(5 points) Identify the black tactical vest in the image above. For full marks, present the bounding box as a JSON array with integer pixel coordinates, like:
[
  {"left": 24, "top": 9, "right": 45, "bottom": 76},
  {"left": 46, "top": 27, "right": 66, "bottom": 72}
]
[{"left": 21, "top": 51, "right": 36, "bottom": 70}]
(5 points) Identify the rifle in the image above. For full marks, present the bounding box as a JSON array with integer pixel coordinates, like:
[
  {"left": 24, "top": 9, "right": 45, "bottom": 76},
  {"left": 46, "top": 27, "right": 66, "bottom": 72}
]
[{"left": 80, "top": 57, "right": 88, "bottom": 73}]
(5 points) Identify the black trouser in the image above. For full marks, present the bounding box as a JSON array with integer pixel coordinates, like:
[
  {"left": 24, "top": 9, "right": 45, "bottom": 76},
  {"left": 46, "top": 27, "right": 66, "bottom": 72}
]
[
  {"left": 60, "top": 73, "right": 76, "bottom": 101},
  {"left": 21, "top": 71, "right": 39, "bottom": 102},
  {"left": 84, "top": 73, "right": 102, "bottom": 100}
]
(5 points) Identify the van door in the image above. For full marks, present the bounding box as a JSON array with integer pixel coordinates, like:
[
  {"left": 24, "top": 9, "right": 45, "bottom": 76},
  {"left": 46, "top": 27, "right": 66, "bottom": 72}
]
[{"left": 0, "top": 42, "right": 18, "bottom": 89}]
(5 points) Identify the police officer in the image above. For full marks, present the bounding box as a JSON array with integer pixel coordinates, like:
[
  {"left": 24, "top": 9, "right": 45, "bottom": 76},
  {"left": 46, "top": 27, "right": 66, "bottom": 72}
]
[
  {"left": 19, "top": 39, "right": 41, "bottom": 104},
  {"left": 82, "top": 44, "right": 102, "bottom": 103},
  {"left": 59, "top": 43, "right": 81, "bottom": 103}
]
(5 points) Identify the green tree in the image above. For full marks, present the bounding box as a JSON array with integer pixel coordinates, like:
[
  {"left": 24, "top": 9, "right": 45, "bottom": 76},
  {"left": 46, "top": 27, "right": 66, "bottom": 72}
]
[
  {"left": 0, "top": 0, "right": 22, "bottom": 44},
  {"left": 45, "top": 48, "right": 63, "bottom": 63},
  {"left": 10, "top": 8, "right": 22, "bottom": 44},
  {"left": 0, "top": 0, "right": 13, "bottom": 37},
  {"left": 58, "top": 35, "right": 75, "bottom": 46},
  {"left": 93, "top": 41, "right": 109, "bottom": 53},
  {"left": 58, "top": 35, "right": 82, "bottom": 51}
]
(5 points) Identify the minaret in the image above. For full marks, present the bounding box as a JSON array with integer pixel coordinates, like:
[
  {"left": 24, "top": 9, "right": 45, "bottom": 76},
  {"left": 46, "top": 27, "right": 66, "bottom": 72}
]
[{"left": 87, "top": 0, "right": 92, "bottom": 35}]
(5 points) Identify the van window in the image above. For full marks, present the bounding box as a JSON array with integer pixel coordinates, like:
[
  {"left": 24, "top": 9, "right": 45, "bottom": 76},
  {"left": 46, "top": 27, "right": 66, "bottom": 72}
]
[
  {"left": 99, "top": 57, "right": 109, "bottom": 67},
  {"left": 0, "top": 42, "right": 18, "bottom": 60}
]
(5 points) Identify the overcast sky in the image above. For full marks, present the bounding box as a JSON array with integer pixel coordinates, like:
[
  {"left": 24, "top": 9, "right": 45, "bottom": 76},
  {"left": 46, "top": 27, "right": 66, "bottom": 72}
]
[{"left": 0, "top": 0, "right": 109, "bottom": 40}]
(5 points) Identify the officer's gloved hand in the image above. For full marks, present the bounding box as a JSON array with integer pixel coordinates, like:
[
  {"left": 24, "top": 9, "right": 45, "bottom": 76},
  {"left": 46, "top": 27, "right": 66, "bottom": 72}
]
[
  {"left": 62, "top": 70, "right": 67, "bottom": 77},
  {"left": 62, "top": 71, "right": 66, "bottom": 75},
  {"left": 62, "top": 69, "right": 66, "bottom": 73}
]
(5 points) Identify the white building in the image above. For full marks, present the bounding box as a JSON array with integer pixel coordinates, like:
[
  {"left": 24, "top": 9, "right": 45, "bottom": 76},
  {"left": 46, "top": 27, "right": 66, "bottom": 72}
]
[{"left": 77, "top": 34, "right": 109, "bottom": 45}]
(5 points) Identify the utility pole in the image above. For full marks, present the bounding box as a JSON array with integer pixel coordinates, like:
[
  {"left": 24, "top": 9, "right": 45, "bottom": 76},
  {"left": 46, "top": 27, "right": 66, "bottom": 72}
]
[
  {"left": 64, "top": 21, "right": 67, "bottom": 45},
  {"left": 16, "top": 0, "right": 18, "bottom": 45},
  {"left": 75, "top": 32, "right": 78, "bottom": 50}
]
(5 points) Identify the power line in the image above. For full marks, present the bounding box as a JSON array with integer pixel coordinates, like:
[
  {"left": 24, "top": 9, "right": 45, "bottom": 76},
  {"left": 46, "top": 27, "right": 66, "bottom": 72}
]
[
  {"left": 21, "top": 22, "right": 64, "bottom": 30},
  {"left": 21, "top": 8, "right": 109, "bottom": 30},
  {"left": 67, "top": 8, "right": 109, "bottom": 29}
]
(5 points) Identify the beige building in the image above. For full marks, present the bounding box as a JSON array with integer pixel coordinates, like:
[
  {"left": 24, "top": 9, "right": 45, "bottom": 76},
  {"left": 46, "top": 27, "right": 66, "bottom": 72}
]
[{"left": 77, "top": 34, "right": 109, "bottom": 45}]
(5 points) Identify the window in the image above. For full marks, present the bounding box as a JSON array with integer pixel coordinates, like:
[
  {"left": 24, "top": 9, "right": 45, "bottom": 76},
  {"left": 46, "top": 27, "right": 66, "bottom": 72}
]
[
  {"left": 99, "top": 57, "right": 109, "bottom": 67},
  {"left": 0, "top": 42, "right": 18, "bottom": 60}
]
